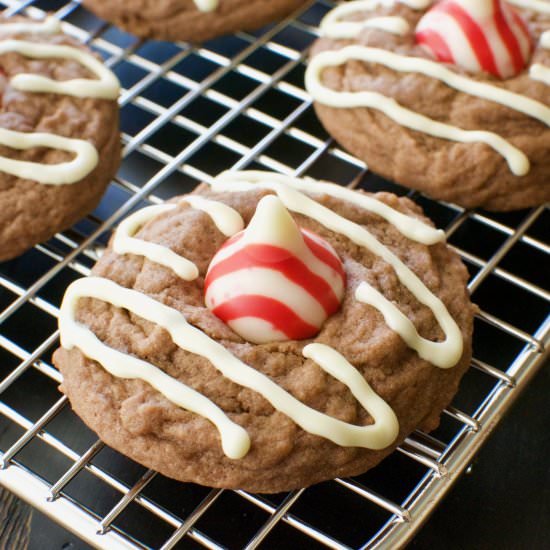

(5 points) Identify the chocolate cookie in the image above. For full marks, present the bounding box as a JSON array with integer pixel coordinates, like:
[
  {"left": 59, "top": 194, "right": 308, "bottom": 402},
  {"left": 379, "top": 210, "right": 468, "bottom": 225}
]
[
  {"left": 53, "top": 171, "right": 475, "bottom": 493},
  {"left": 306, "top": 0, "right": 550, "bottom": 211},
  {"left": 0, "top": 16, "right": 120, "bottom": 263},
  {"left": 82, "top": 0, "right": 308, "bottom": 43}
]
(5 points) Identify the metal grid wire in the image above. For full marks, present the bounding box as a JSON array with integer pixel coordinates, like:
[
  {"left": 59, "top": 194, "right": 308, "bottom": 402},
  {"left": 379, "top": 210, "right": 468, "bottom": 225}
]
[{"left": 0, "top": 0, "right": 548, "bottom": 548}]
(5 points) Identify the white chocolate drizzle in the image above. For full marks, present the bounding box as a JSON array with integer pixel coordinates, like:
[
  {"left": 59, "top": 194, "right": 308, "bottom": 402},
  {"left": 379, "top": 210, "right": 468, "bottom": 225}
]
[
  {"left": 320, "top": 0, "right": 431, "bottom": 39},
  {"left": 322, "top": 13, "right": 409, "bottom": 39},
  {"left": 194, "top": 0, "right": 219, "bottom": 12},
  {"left": 114, "top": 204, "right": 198, "bottom": 280},
  {"left": 59, "top": 171, "right": 467, "bottom": 457},
  {"left": 306, "top": 45, "right": 550, "bottom": 175},
  {"left": 355, "top": 283, "right": 459, "bottom": 366},
  {"left": 59, "top": 277, "right": 399, "bottom": 458},
  {"left": 314, "top": 2, "right": 550, "bottom": 175},
  {"left": 390, "top": 0, "right": 432, "bottom": 7},
  {"left": 0, "top": 18, "right": 120, "bottom": 185},
  {"left": 183, "top": 195, "right": 245, "bottom": 236},
  {"left": 113, "top": 197, "right": 244, "bottom": 280},
  {"left": 0, "top": 16, "right": 61, "bottom": 35},
  {"left": 214, "top": 170, "right": 445, "bottom": 245},
  {"left": 308, "top": 46, "right": 550, "bottom": 125},
  {"left": 0, "top": 128, "right": 98, "bottom": 185},
  {"left": 530, "top": 62, "right": 550, "bottom": 84},
  {"left": 211, "top": 172, "right": 463, "bottom": 369},
  {"left": 0, "top": 40, "right": 120, "bottom": 99},
  {"left": 59, "top": 278, "right": 250, "bottom": 460},
  {"left": 507, "top": 1, "right": 550, "bottom": 95},
  {"left": 302, "top": 343, "right": 399, "bottom": 447},
  {"left": 530, "top": 31, "right": 550, "bottom": 85}
]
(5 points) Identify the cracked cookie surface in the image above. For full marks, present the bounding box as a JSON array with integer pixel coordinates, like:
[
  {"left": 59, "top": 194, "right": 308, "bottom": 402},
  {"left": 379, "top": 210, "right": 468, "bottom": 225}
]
[
  {"left": 0, "top": 16, "right": 120, "bottom": 262},
  {"left": 54, "top": 185, "right": 475, "bottom": 492},
  {"left": 82, "top": 0, "right": 308, "bottom": 42}
]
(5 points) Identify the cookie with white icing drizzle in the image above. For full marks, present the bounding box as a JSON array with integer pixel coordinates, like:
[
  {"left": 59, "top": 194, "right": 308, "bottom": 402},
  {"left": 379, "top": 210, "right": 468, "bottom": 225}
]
[
  {"left": 307, "top": 0, "right": 550, "bottom": 211},
  {"left": 53, "top": 171, "right": 474, "bottom": 492},
  {"left": 81, "top": 0, "right": 309, "bottom": 43},
  {"left": 0, "top": 16, "right": 120, "bottom": 262}
]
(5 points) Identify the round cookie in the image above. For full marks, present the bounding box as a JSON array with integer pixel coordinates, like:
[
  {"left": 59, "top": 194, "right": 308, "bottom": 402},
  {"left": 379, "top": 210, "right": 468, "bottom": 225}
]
[
  {"left": 53, "top": 171, "right": 475, "bottom": 493},
  {"left": 82, "top": 0, "right": 308, "bottom": 43},
  {"left": 306, "top": 0, "right": 550, "bottom": 211},
  {"left": 0, "top": 16, "right": 120, "bottom": 263}
]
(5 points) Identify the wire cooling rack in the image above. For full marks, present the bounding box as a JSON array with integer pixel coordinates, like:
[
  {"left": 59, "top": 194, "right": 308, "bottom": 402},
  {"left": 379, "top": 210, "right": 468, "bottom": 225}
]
[{"left": 0, "top": 0, "right": 548, "bottom": 548}]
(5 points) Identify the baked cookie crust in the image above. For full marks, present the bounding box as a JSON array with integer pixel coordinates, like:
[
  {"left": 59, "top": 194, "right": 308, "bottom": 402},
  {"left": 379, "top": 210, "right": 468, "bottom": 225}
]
[
  {"left": 308, "top": 3, "right": 550, "bottom": 211},
  {"left": 54, "top": 180, "right": 475, "bottom": 493},
  {"left": 82, "top": 0, "right": 308, "bottom": 43},
  {"left": 0, "top": 16, "right": 120, "bottom": 262}
]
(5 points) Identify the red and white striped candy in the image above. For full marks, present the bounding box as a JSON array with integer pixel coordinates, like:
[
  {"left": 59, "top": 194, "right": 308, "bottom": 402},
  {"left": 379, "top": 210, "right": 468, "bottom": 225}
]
[
  {"left": 204, "top": 195, "right": 346, "bottom": 344},
  {"left": 415, "top": 0, "right": 533, "bottom": 79}
]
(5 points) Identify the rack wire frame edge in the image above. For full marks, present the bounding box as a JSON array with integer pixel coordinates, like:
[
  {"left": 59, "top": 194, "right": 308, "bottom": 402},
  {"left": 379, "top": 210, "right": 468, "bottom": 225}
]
[{"left": 0, "top": 0, "right": 548, "bottom": 549}]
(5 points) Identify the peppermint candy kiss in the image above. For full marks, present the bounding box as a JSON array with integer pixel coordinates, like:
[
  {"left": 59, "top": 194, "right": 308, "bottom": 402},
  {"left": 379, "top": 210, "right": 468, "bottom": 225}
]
[
  {"left": 416, "top": 0, "right": 533, "bottom": 79},
  {"left": 204, "top": 195, "right": 346, "bottom": 344}
]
